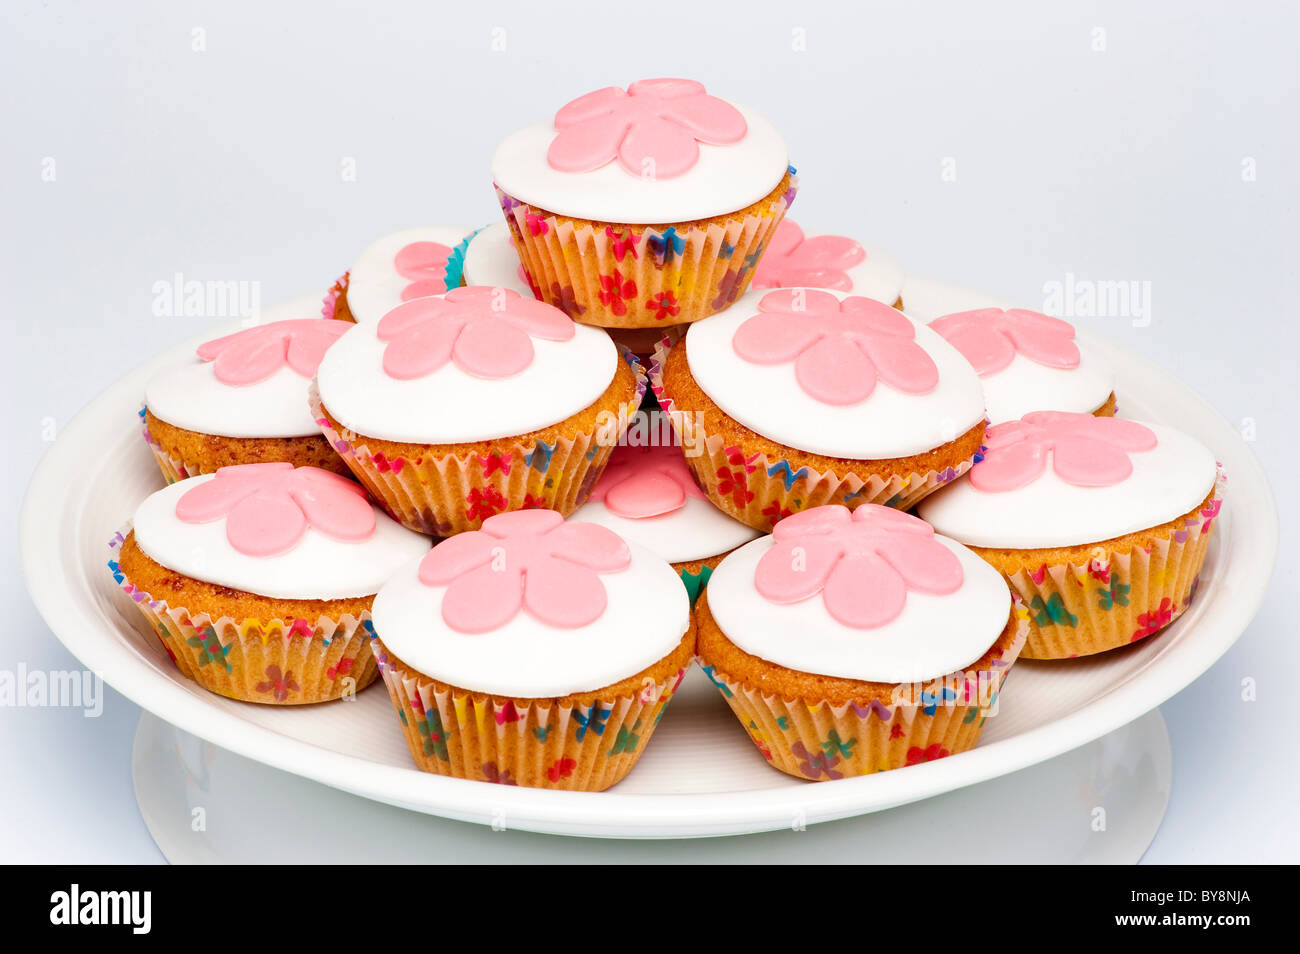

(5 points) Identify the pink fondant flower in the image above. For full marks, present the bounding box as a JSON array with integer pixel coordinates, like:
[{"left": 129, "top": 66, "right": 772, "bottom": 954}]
[
  {"left": 929, "top": 307, "right": 1080, "bottom": 375},
  {"left": 420, "top": 510, "right": 631, "bottom": 633},
  {"left": 196, "top": 319, "right": 349, "bottom": 386},
  {"left": 970, "top": 411, "right": 1158, "bottom": 492},
  {"left": 175, "top": 462, "right": 375, "bottom": 557},
  {"left": 376, "top": 286, "right": 575, "bottom": 380},
  {"left": 732, "top": 289, "right": 938, "bottom": 405},
  {"left": 589, "top": 443, "right": 703, "bottom": 519},
  {"left": 751, "top": 220, "right": 866, "bottom": 292},
  {"left": 393, "top": 241, "right": 454, "bottom": 300},
  {"left": 754, "top": 505, "right": 963, "bottom": 629},
  {"left": 547, "top": 78, "right": 748, "bottom": 179}
]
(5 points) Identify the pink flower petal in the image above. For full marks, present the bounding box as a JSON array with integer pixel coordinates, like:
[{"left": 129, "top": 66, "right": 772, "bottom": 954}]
[
  {"left": 381, "top": 318, "right": 460, "bottom": 380},
  {"left": 547, "top": 522, "right": 632, "bottom": 572},
  {"left": 930, "top": 317, "right": 1016, "bottom": 375},
  {"left": 874, "top": 534, "right": 964, "bottom": 595},
  {"left": 626, "top": 78, "right": 706, "bottom": 99},
  {"left": 840, "top": 296, "right": 915, "bottom": 336},
  {"left": 795, "top": 336, "right": 877, "bottom": 405},
  {"left": 226, "top": 489, "right": 307, "bottom": 557},
  {"left": 547, "top": 110, "right": 632, "bottom": 174},
  {"left": 789, "top": 235, "right": 866, "bottom": 273},
  {"left": 523, "top": 559, "right": 608, "bottom": 628},
  {"left": 754, "top": 539, "right": 841, "bottom": 604},
  {"left": 970, "top": 437, "right": 1049, "bottom": 492},
  {"left": 554, "top": 86, "right": 627, "bottom": 125},
  {"left": 377, "top": 297, "right": 456, "bottom": 339},
  {"left": 822, "top": 551, "right": 906, "bottom": 628},
  {"left": 772, "top": 505, "right": 853, "bottom": 541},
  {"left": 440, "top": 563, "right": 524, "bottom": 634},
  {"left": 290, "top": 470, "right": 375, "bottom": 542},
  {"left": 757, "top": 288, "right": 844, "bottom": 316},
  {"left": 1004, "top": 310, "right": 1079, "bottom": 369},
  {"left": 400, "top": 278, "right": 450, "bottom": 301},
  {"left": 659, "top": 92, "right": 747, "bottom": 144},
  {"left": 419, "top": 531, "right": 503, "bottom": 585},
  {"left": 498, "top": 297, "right": 575, "bottom": 341},
  {"left": 393, "top": 241, "right": 452, "bottom": 281},
  {"left": 603, "top": 470, "right": 686, "bottom": 518},
  {"left": 858, "top": 335, "right": 939, "bottom": 395},
  {"left": 1051, "top": 436, "right": 1135, "bottom": 486},
  {"left": 453, "top": 319, "right": 535, "bottom": 379},
  {"left": 482, "top": 509, "right": 565, "bottom": 537},
  {"left": 731, "top": 311, "right": 823, "bottom": 364},
  {"left": 618, "top": 115, "right": 699, "bottom": 179},
  {"left": 284, "top": 322, "right": 349, "bottom": 377}
]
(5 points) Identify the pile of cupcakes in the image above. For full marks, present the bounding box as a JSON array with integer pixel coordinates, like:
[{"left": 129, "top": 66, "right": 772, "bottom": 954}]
[{"left": 114, "top": 78, "right": 1223, "bottom": 791}]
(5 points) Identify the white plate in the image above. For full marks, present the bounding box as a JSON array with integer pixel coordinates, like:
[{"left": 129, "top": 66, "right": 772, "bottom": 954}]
[{"left": 20, "top": 284, "right": 1277, "bottom": 839}]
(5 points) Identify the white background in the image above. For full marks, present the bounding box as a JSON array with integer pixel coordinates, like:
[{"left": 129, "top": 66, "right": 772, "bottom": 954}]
[{"left": 2, "top": 1, "right": 1296, "bottom": 862}]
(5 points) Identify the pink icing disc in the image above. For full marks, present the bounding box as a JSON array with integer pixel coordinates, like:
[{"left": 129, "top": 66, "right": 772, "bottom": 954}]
[
  {"left": 930, "top": 307, "right": 1080, "bottom": 376},
  {"left": 754, "top": 505, "right": 963, "bottom": 629},
  {"left": 588, "top": 443, "right": 705, "bottom": 519},
  {"left": 970, "top": 411, "right": 1159, "bottom": 493},
  {"left": 196, "top": 319, "right": 350, "bottom": 386},
  {"left": 418, "top": 509, "right": 631, "bottom": 633},
  {"left": 175, "top": 463, "right": 376, "bottom": 557},
  {"left": 547, "top": 78, "right": 748, "bottom": 179},
  {"left": 752, "top": 220, "right": 866, "bottom": 292},
  {"left": 732, "top": 289, "right": 938, "bottom": 405},
  {"left": 375, "top": 286, "right": 575, "bottom": 381}
]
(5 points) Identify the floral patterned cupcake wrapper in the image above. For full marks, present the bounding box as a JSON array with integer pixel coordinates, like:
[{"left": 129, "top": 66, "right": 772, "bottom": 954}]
[
  {"left": 140, "top": 408, "right": 199, "bottom": 484},
  {"left": 374, "top": 640, "right": 689, "bottom": 791},
  {"left": 107, "top": 530, "right": 378, "bottom": 704},
  {"left": 699, "top": 610, "right": 1029, "bottom": 780},
  {"left": 648, "top": 340, "right": 977, "bottom": 530},
  {"left": 1000, "top": 481, "right": 1224, "bottom": 660},
  {"left": 495, "top": 168, "right": 797, "bottom": 329},
  {"left": 309, "top": 352, "right": 646, "bottom": 537}
]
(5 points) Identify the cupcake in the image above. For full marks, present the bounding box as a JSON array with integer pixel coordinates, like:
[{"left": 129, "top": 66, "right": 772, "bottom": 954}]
[
  {"left": 752, "top": 218, "right": 905, "bottom": 309},
  {"left": 697, "top": 504, "right": 1027, "bottom": 779},
  {"left": 570, "top": 438, "right": 761, "bottom": 603},
  {"left": 324, "top": 225, "right": 474, "bottom": 325},
  {"left": 917, "top": 411, "right": 1221, "bottom": 659},
  {"left": 371, "top": 509, "right": 694, "bottom": 790},
  {"left": 929, "top": 307, "right": 1116, "bottom": 424},
  {"left": 108, "top": 463, "right": 430, "bottom": 703},
  {"left": 654, "top": 287, "right": 987, "bottom": 529},
  {"left": 464, "top": 221, "right": 683, "bottom": 358},
  {"left": 492, "top": 78, "right": 796, "bottom": 329},
  {"left": 313, "top": 286, "right": 644, "bottom": 535},
  {"left": 142, "top": 307, "right": 352, "bottom": 482}
]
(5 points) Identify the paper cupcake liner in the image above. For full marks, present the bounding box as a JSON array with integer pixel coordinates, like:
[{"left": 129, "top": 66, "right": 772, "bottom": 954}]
[
  {"left": 322, "top": 271, "right": 351, "bottom": 321},
  {"left": 495, "top": 168, "right": 798, "bottom": 329},
  {"left": 310, "top": 352, "right": 647, "bottom": 536},
  {"left": 107, "top": 531, "right": 378, "bottom": 704},
  {"left": 140, "top": 408, "right": 198, "bottom": 484},
  {"left": 648, "top": 341, "right": 977, "bottom": 529},
  {"left": 373, "top": 640, "right": 689, "bottom": 791},
  {"left": 997, "top": 485, "right": 1224, "bottom": 660},
  {"left": 673, "top": 551, "right": 732, "bottom": 606},
  {"left": 699, "top": 608, "right": 1029, "bottom": 779}
]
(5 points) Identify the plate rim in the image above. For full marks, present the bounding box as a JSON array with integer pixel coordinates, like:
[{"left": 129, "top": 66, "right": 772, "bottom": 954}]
[{"left": 20, "top": 285, "right": 1279, "bottom": 838}]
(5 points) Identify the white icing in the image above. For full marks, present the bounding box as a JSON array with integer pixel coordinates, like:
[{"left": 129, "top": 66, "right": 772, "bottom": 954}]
[
  {"left": 145, "top": 301, "right": 332, "bottom": 438},
  {"left": 706, "top": 533, "right": 1011, "bottom": 684},
  {"left": 684, "top": 287, "right": 987, "bottom": 459},
  {"left": 838, "top": 243, "right": 905, "bottom": 305},
  {"left": 131, "top": 475, "right": 431, "bottom": 601},
  {"left": 570, "top": 495, "right": 761, "bottom": 565},
  {"left": 345, "top": 226, "right": 474, "bottom": 325},
  {"left": 371, "top": 543, "right": 690, "bottom": 697},
  {"left": 462, "top": 222, "right": 532, "bottom": 296},
  {"left": 917, "top": 422, "right": 1218, "bottom": 548},
  {"left": 314, "top": 298, "right": 619, "bottom": 443},
  {"left": 492, "top": 104, "right": 788, "bottom": 223}
]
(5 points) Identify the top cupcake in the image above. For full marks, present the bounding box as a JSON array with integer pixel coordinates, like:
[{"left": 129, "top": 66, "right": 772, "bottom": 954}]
[{"left": 492, "top": 78, "right": 789, "bottom": 223}]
